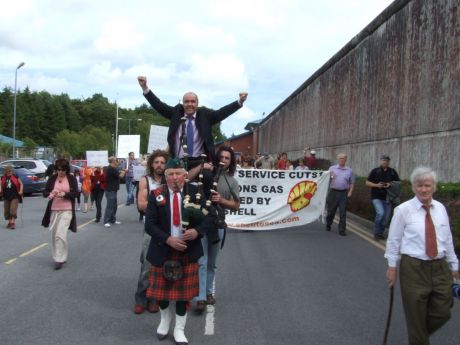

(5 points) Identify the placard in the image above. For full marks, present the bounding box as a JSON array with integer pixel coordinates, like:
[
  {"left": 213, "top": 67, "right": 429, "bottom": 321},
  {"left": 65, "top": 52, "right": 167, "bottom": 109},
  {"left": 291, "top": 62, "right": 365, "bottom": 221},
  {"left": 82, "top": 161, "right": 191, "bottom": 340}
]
[
  {"left": 86, "top": 151, "right": 108, "bottom": 167},
  {"left": 118, "top": 135, "right": 140, "bottom": 159},
  {"left": 133, "top": 165, "right": 146, "bottom": 181},
  {"left": 147, "top": 125, "right": 169, "bottom": 153}
]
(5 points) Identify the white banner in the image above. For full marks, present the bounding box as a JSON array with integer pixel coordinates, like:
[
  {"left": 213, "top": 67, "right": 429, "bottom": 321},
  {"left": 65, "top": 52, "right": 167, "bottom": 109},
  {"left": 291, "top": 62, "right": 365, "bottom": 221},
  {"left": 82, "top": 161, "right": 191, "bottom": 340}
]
[
  {"left": 148, "top": 125, "right": 169, "bottom": 153},
  {"left": 133, "top": 165, "right": 146, "bottom": 181},
  {"left": 226, "top": 169, "right": 330, "bottom": 231},
  {"left": 86, "top": 151, "right": 108, "bottom": 167},
  {"left": 118, "top": 135, "right": 140, "bottom": 159}
]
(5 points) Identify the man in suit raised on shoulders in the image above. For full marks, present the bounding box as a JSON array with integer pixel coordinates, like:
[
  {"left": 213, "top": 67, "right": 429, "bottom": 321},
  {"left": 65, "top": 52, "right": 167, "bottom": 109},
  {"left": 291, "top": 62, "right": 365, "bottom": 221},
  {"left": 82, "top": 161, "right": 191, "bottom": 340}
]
[{"left": 137, "top": 76, "right": 248, "bottom": 167}]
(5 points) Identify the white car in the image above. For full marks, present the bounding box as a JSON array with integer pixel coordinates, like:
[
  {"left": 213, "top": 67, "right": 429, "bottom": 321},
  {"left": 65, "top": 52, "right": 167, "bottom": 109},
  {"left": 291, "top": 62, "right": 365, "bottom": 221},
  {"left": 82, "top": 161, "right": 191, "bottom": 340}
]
[{"left": 0, "top": 159, "right": 52, "bottom": 178}]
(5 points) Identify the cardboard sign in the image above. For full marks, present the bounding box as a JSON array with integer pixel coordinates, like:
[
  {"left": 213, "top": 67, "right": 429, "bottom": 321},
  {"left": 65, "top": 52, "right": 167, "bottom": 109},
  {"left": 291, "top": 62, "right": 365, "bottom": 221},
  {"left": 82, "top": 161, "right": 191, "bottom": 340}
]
[
  {"left": 147, "top": 125, "right": 169, "bottom": 153},
  {"left": 118, "top": 135, "right": 140, "bottom": 159},
  {"left": 86, "top": 151, "right": 108, "bottom": 167}
]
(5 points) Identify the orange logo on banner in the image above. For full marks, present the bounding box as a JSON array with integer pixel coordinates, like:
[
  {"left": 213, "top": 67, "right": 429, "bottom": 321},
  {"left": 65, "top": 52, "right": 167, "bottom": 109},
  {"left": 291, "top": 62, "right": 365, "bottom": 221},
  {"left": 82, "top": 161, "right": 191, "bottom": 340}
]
[{"left": 287, "top": 181, "right": 318, "bottom": 212}]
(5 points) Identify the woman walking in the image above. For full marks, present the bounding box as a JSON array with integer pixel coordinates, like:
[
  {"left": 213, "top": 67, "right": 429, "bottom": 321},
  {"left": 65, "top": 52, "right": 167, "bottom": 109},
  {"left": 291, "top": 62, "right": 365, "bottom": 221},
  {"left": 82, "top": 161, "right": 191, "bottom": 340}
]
[
  {"left": 42, "top": 158, "right": 79, "bottom": 270},
  {"left": 81, "top": 166, "right": 92, "bottom": 212},
  {"left": 0, "top": 166, "right": 23, "bottom": 229}
]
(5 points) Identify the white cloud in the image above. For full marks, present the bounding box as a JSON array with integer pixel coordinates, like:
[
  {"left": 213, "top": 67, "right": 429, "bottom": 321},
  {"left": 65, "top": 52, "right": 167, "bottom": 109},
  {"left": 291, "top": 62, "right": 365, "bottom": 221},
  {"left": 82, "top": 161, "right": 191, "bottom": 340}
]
[{"left": 0, "top": 0, "right": 395, "bottom": 136}]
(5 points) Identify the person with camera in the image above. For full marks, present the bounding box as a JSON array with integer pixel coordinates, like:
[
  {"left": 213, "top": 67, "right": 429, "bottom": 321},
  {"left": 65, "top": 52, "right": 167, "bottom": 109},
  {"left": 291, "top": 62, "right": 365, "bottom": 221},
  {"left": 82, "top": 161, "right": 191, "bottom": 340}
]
[
  {"left": 365, "top": 155, "right": 400, "bottom": 240},
  {"left": 194, "top": 146, "right": 240, "bottom": 313}
]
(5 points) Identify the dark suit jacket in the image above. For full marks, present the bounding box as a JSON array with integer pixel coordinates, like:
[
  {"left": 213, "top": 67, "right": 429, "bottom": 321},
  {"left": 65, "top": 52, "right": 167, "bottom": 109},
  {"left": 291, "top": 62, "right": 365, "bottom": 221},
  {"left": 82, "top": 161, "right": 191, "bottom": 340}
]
[
  {"left": 145, "top": 183, "right": 217, "bottom": 267},
  {"left": 144, "top": 90, "right": 241, "bottom": 162},
  {"left": 41, "top": 174, "right": 79, "bottom": 232}
]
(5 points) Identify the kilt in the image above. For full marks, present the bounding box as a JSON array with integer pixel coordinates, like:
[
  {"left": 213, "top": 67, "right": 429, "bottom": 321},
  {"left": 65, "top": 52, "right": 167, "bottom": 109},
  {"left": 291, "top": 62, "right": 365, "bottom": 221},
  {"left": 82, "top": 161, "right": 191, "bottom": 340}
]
[{"left": 146, "top": 250, "right": 199, "bottom": 301}]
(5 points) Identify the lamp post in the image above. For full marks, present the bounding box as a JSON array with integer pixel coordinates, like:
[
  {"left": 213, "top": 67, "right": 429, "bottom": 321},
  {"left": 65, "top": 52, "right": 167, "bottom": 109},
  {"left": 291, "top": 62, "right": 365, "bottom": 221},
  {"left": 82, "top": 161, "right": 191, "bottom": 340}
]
[
  {"left": 13, "top": 62, "right": 25, "bottom": 158},
  {"left": 115, "top": 100, "right": 119, "bottom": 157},
  {"left": 118, "top": 118, "right": 142, "bottom": 135}
]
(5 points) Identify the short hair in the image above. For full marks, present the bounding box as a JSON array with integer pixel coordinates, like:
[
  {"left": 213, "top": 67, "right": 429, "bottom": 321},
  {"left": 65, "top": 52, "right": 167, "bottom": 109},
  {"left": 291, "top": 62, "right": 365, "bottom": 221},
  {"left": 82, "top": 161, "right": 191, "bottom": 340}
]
[
  {"left": 54, "top": 158, "right": 70, "bottom": 174},
  {"left": 183, "top": 92, "right": 199, "bottom": 103},
  {"left": 216, "top": 145, "right": 236, "bottom": 176},
  {"left": 108, "top": 156, "right": 117, "bottom": 164},
  {"left": 4, "top": 165, "right": 13, "bottom": 173},
  {"left": 146, "top": 150, "right": 169, "bottom": 177},
  {"left": 337, "top": 153, "right": 347, "bottom": 159},
  {"left": 410, "top": 166, "right": 437, "bottom": 187}
]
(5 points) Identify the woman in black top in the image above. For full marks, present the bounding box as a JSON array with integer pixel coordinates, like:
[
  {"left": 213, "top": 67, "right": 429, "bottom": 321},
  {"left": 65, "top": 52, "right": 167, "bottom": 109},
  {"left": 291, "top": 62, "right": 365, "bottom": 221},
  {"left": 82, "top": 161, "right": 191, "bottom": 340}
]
[{"left": 0, "top": 166, "right": 23, "bottom": 229}]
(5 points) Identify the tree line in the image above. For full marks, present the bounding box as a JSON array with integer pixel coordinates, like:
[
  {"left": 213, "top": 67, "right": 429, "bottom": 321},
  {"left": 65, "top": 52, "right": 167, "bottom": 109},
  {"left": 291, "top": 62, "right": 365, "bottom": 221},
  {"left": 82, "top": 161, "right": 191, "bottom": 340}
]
[{"left": 0, "top": 87, "right": 225, "bottom": 158}]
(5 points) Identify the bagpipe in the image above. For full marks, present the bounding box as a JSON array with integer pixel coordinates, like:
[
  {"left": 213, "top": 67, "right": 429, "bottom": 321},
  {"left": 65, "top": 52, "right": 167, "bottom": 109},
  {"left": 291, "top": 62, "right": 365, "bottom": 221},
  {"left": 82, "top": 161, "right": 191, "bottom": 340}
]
[{"left": 179, "top": 116, "right": 220, "bottom": 244}]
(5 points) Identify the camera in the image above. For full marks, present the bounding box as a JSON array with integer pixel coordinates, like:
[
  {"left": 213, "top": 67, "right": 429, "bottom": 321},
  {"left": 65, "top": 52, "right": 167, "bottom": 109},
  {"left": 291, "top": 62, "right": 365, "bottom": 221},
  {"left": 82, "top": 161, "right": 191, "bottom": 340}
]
[{"left": 453, "top": 283, "right": 460, "bottom": 300}]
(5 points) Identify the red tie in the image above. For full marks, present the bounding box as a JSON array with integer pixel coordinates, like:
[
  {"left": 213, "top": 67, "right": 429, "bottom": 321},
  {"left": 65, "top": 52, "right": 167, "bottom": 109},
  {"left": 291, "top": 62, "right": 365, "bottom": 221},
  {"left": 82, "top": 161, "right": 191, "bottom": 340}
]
[
  {"left": 173, "top": 192, "right": 180, "bottom": 226},
  {"left": 423, "top": 205, "right": 437, "bottom": 259}
]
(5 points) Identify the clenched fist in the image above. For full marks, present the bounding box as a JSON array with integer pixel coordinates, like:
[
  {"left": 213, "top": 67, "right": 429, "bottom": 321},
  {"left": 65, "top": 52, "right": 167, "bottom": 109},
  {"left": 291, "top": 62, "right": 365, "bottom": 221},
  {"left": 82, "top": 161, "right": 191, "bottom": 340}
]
[{"left": 137, "top": 76, "right": 148, "bottom": 91}]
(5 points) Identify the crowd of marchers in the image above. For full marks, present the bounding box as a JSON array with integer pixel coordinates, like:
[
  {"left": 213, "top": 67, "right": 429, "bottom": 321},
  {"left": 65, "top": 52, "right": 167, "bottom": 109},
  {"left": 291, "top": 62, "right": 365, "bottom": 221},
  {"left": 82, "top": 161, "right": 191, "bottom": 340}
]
[{"left": 1, "top": 75, "right": 456, "bottom": 345}]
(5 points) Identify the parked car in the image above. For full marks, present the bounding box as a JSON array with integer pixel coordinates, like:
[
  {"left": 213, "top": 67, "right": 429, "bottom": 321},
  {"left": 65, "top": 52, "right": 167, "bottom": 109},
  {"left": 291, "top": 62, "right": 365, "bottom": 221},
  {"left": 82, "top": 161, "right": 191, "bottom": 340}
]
[
  {"left": 0, "top": 166, "right": 46, "bottom": 195},
  {"left": 0, "top": 159, "right": 51, "bottom": 179}
]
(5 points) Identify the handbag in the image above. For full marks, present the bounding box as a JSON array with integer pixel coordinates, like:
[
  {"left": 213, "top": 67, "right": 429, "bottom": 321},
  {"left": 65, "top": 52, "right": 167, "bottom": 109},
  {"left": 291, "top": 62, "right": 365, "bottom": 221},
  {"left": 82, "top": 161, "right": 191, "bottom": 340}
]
[{"left": 163, "top": 260, "right": 183, "bottom": 281}]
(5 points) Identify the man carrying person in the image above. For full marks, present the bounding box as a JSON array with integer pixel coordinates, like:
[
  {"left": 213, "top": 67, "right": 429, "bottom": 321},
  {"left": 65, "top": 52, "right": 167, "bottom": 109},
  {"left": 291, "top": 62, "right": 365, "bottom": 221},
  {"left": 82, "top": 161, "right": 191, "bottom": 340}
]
[
  {"left": 325, "top": 153, "right": 355, "bottom": 236},
  {"left": 145, "top": 158, "right": 217, "bottom": 344},
  {"left": 366, "top": 155, "right": 400, "bottom": 240},
  {"left": 194, "top": 146, "right": 240, "bottom": 313},
  {"left": 133, "top": 150, "right": 169, "bottom": 315}
]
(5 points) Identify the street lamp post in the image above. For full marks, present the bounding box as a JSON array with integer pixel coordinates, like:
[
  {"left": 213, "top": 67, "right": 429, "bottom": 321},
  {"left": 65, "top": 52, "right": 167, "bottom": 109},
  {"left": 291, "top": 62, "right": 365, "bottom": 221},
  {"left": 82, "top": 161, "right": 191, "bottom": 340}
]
[
  {"left": 13, "top": 62, "right": 25, "bottom": 159},
  {"left": 115, "top": 100, "right": 119, "bottom": 157},
  {"left": 118, "top": 118, "right": 142, "bottom": 135}
]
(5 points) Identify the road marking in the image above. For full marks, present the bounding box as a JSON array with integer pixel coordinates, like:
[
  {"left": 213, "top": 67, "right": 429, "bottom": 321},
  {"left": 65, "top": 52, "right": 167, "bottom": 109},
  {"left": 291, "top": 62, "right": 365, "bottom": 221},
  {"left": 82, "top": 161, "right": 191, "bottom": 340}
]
[
  {"left": 334, "top": 217, "right": 386, "bottom": 251},
  {"left": 5, "top": 258, "right": 17, "bottom": 265},
  {"left": 18, "top": 243, "right": 48, "bottom": 257},
  {"left": 78, "top": 219, "right": 95, "bottom": 229},
  {"left": 205, "top": 305, "right": 215, "bottom": 335}
]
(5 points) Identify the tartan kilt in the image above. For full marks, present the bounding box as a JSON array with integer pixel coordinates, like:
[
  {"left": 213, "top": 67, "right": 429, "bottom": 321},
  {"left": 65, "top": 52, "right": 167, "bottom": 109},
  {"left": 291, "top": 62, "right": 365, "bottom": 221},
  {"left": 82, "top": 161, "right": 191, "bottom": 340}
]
[{"left": 146, "top": 250, "right": 199, "bottom": 301}]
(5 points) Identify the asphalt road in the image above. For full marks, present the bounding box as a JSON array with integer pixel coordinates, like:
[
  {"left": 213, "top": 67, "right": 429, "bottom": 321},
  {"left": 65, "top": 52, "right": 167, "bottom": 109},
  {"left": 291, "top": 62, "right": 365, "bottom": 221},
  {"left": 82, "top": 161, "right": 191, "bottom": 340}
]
[{"left": 0, "top": 190, "right": 459, "bottom": 345}]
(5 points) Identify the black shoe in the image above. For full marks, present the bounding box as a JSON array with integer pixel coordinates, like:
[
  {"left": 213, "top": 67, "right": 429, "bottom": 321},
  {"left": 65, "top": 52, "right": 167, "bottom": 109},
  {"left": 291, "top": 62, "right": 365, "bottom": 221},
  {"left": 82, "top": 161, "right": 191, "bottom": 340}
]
[
  {"left": 339, "top": 231, "right": 347, "bottom": 236},
  {"left": 54, "top": 262, "right": 64, "bottom": 270},
  {"left": 325, "top": 225, "right": 331, "bottom": 231},
  {"left": 375, "top": 233, "right": 386, "bottom": 240},
  {"left": 95, "top": 219, "right": 100, "bottom": 223}
]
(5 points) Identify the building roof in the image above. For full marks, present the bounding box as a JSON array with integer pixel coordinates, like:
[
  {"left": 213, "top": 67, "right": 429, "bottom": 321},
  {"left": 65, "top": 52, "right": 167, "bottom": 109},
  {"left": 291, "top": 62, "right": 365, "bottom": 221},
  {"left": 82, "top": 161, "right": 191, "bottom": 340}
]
[
  {"left": 244, "top": 118, "right": 264, "bottom": 131},
  {"left": 0, "top": 135, "right": 24, "bottom": 147}
]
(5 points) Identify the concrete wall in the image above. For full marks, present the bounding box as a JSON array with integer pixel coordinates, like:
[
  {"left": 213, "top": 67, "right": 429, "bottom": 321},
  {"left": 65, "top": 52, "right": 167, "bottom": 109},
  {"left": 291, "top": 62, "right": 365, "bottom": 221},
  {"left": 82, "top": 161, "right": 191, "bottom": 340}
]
[{"left": 256, "top": 0, "right": 460, "bottom": 181}]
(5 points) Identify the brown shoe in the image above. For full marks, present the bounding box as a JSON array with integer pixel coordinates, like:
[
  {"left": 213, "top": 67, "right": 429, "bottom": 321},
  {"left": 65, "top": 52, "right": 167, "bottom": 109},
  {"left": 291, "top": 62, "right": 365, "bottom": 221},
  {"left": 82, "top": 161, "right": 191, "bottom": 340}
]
[
  {"left": 147, "top": 301, "right": 159, "bottom": 313},
  {"left": 195, "top": 300, "right": 206, "bottom": 314},
  {"left": 133, "top": 304, "right": 145, "bottom": 314},
  {"left": 206, "top": 294, "right": 216, "bottom": 305}
]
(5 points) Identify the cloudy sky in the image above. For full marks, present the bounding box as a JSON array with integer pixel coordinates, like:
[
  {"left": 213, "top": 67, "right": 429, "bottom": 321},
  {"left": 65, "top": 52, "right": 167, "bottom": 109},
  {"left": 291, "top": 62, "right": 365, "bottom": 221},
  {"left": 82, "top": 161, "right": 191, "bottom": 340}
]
[{"left": 0, "top": 0, "right": 394, "bottom": 137}]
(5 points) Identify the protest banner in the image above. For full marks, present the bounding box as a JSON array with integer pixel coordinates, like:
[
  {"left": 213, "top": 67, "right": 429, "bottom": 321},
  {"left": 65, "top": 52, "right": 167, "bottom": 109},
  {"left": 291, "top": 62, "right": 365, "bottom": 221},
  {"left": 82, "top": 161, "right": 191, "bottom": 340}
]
[
  {"left": 148, "top": 125, "right": 169, "bottom": 152},
  {"left": 86, "top": 151, "right": 108, "bottom": 167},
  {"left": 133, "top": 165, "right": 146, "bottom": 182},
  {"left": 226, "top": 169, "right": 330, "bottom": 231}
]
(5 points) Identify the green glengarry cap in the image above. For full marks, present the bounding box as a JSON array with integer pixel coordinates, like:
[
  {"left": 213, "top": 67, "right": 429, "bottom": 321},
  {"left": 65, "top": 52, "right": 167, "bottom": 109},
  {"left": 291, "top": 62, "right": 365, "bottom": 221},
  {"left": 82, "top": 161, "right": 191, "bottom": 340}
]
[{"left": 165, "top": 158, "right": 184, "bottom": 170}]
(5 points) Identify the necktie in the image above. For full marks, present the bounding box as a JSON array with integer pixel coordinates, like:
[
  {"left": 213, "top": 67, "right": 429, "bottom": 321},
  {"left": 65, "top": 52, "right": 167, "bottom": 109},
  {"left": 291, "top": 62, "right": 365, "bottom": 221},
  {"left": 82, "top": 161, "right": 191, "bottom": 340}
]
[
  {"left": 186, "top": 116, "right": 194, "bottom": 156},
  {"left": 173, "top": 192, "right": 180, "bottom": 227},
  {"left": 423, "top": 205, "right": 437, "bottom": 259}
]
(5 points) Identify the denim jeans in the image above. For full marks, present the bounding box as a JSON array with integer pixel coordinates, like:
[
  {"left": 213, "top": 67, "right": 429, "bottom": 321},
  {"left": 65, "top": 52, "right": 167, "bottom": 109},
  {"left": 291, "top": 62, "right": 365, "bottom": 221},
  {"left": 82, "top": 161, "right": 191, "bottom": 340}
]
[
  {"left": 125, "top": 176, "right": 135, "bottom": 204},
  {"left": 194, "top": 228, "right": 225, "bottom": 302},
  {"left": 372, "top": 199, "right": 391, "bottom": 236},
  {"left": 103, "top": 190, "right": 118, "bottom": 224}
]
